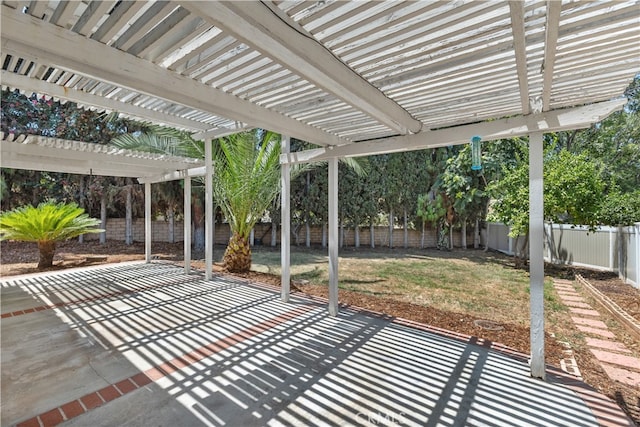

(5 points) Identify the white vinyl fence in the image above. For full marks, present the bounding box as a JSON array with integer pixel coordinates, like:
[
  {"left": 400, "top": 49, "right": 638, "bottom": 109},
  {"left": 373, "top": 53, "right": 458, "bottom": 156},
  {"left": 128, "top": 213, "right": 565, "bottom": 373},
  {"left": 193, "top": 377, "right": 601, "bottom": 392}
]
[{"left": 485, "top": 222, "right": 640, "bottom": 289}]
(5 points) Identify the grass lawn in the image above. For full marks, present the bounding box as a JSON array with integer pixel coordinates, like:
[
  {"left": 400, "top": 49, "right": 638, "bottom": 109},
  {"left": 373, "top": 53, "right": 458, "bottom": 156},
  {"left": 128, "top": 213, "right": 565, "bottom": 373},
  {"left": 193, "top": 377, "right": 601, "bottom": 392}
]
[{"left": 250, "top": 246, "right": 561, "bottom": 327}]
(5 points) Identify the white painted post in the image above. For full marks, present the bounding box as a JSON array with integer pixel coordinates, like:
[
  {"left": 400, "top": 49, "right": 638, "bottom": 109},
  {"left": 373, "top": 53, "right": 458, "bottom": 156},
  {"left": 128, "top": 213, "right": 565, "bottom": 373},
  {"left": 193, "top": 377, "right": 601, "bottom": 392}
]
[
  {"left": 281, "top": 135, "right": 291, "bottom": 302},
  {"left": 145, "top": 182, "right": 151, "bottom": 263},
  {"left": 184, "top": 177, "right": 191, "bottom": 274},
  {"left": 328, "top": 157, "right": 339, "bottom": 316},
  {"left": 205, "top": 139, "right": 213, "bottom": 280},
  {"left": 529, "top": 132, "right": 545, "bottom": 380}
]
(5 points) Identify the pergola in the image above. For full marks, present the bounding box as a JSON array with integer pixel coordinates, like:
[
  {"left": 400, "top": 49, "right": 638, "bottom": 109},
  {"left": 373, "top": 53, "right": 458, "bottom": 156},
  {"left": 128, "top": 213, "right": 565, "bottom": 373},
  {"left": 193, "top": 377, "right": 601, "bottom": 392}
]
[{"left": 1, "top": 0, "right": 639, "bottom": 380}]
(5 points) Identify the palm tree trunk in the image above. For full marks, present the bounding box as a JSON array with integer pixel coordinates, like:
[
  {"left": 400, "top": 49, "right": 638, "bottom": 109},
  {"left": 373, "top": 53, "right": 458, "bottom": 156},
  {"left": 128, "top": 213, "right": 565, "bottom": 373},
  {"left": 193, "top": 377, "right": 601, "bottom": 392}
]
[
  {"left": 223, "top": 232, "right": 252, "bottom": 272},
  {"left": 37, "top": 240, "right": 56, "bottom": 269},
  {"left": 192, "top": 198, "right": 205, "bottom": 251}
]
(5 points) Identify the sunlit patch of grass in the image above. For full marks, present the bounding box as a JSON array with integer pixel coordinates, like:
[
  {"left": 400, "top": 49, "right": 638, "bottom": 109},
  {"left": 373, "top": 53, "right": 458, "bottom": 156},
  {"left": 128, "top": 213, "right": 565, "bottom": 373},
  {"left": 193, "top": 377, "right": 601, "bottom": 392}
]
[{"left": 251, "top": 247, "right": 561, "bottom": 326}]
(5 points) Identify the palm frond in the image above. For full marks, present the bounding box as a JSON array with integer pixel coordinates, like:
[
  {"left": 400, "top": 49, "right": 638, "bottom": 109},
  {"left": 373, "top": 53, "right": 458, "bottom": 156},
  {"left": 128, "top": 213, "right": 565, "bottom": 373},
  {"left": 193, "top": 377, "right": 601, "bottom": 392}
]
[
  {"left": 0, "top": 201, "right": 103, "bottom": 243},
  {"left": 110, "top": 132, "right": 202, "bottom": 158},
  {"left": 212, "top": 131, "right": 283, "bottom": 239}
]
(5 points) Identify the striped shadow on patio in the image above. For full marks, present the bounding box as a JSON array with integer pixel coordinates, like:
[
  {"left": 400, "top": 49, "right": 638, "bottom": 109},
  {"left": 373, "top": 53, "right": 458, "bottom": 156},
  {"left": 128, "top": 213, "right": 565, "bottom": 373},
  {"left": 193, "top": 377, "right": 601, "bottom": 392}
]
[{"left": 1, "top": 262, "right": 632, "bottom": 427}]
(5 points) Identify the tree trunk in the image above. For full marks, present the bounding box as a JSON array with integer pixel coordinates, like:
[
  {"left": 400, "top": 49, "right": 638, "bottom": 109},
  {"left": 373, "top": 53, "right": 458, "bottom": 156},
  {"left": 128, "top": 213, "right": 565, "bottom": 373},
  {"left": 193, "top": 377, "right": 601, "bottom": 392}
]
[
  {"left": 474, "top": 218, "right": 479, "bottom": 249},
  {"left": 484, "top": 222, "right": 490, "bottom": 252},
  {"left": 339, "top": 221, "right": 344, "bottom": 248},
  {"left": 421, "top": 222, "right": 425, "bottom": 249},
  {"left": 370, "top": 222, "right": 375, "bottom": 248},
  {"left": 271, "top": 223, "right": 277, "bottom": 247},
  {"left": 388, "top": 209, "right": 394, "bottom": 248},
  {"left": 168, "top": 205, "right": 175, "bottom": 243},
  {"left": 461, "top": 218, "right": 467, "bottom": 249},
  {"left": 305, "top": 221, "right": 311, "bottom": 247},
  {"left": 223, "top": 232, "right": 252, "bottom": 272},
  {"left": 37, "top": 240, "right": 56, "bottom": 269},
  {"left": 355, "top": 225, "right": 360, "bottom": 248},
  {"left": 32, "top": 171, "right": 41, "bottom": 206},
  {"left": 100, "top": 192, "right": 107, "bottom": 244},
  {"left": 322, "top": 223, "right": 327, "bottom": 248},
  {"left": 403, "top": 208, "right": 408, "bottom": 248},
  {"left": 78, "top": 176, "right": 85, "bottom": 243},
  {"left": 514, "top": 234, "right": 529, "bottom": 268},
  {"left": 449, "top": 226, "right": 453, "bottom": 249},
  {"left": 125, "top": 181, "right": 133, "bottom": 245}
]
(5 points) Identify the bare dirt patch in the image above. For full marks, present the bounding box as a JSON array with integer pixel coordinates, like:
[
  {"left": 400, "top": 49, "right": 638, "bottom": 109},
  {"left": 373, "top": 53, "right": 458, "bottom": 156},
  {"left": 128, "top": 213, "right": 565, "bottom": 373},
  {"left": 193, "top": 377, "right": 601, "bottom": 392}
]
[{"left": 1, "top": 240, "right": 638, "bottom": 423}]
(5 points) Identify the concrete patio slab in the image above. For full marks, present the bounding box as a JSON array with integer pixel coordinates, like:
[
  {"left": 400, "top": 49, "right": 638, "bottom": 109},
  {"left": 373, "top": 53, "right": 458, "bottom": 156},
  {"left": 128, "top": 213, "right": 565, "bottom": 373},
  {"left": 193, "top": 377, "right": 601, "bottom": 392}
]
[{"left": 1, "top": 262, "right": 634, "bottom": 427}]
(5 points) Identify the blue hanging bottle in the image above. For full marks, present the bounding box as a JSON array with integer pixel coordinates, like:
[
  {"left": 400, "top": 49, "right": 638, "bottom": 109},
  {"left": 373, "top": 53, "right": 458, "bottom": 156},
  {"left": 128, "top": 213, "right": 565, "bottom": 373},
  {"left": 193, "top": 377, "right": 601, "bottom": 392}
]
[{"left": 471, "top": 136, "right": 482, "bottom": 171}]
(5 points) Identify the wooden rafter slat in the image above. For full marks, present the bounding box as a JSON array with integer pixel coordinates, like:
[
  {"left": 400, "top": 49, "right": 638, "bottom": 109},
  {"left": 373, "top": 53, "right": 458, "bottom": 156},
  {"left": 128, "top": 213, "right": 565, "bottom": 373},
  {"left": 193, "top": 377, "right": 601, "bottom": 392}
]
[
  {"left": 541, "top": 1, "right": 562, "bottom": 112},
  {"left": 72, "top": 1, "right": 117, "bottom": 36},
  {"left": 509, "top": 1, "right": 530, "bottom": 115},
  {"left": 91, "top": 1, "right": 147, "bottom": 44},
  {"left": 138, "top": 15, "right": 203, "bottom": 62},
  {"left": 113, "top": 2, "right": 176, "bottom": 51},
  {"left": 127, "top": 6, "right": 191, "bottom": 57}
]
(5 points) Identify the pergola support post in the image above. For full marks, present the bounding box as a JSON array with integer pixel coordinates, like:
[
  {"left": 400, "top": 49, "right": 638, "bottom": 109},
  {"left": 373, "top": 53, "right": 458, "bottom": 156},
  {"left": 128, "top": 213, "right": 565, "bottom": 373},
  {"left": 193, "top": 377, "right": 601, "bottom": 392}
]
[
  {"left": 281, "top": 135, "right": 291, "bottom": 302},
  {"left": 328, "top": 157, "right": 339, "bottom": 316},
  {"left": 205, "top": 138, "right": 213, "bottom": 280},
  {"left": 529, "top": 131, "right": 545, "bottom": 379},
  {"left": 144, "top": 182, "right": 151, "bottom": 263},
  {"left": 184, "top": 177, "right": 192, "bottom": 274}
]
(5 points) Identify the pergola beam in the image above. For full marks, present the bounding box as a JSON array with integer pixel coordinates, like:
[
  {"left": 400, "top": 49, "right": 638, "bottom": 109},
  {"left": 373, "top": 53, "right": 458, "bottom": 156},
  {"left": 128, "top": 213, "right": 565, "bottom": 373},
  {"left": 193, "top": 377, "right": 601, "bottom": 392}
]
[
  {"left": 181, "top": 1, "right": 422, "bottom": 135},
  {"left": 192, "top": 125, "right": 251, "bottom": 142},
  {"left": 1, "top": 6, "right": 348, "bottom": 147},
  {"left": 1, "top": 144, "right": 199, "bottom": 178},
  {"left": 281, "top": 99, "right": 626, "bottom": 164},
  {"left": 137, "top": 167, "right": 206, "bottom": 184}
]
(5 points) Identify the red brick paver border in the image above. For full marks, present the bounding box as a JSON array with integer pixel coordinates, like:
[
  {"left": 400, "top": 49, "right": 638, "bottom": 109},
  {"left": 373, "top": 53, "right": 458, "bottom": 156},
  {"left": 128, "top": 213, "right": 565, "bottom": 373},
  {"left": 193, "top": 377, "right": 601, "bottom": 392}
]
[
  {"left": 15, "top": 304, "right": 316, "bottom": 427},
  {"left": 554, "top": 278, "right": 640, "bottom": 406}
]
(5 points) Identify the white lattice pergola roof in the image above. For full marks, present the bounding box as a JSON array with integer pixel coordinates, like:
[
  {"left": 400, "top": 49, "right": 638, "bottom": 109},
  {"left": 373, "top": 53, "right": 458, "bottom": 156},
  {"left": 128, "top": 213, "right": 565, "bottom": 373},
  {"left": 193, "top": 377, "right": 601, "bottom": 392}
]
[
  {"left": 1, "top": 1, "right": 638, "bottom": 153},
  {"left": 1, "top": 0, "right": 639, "bottom": 381}
]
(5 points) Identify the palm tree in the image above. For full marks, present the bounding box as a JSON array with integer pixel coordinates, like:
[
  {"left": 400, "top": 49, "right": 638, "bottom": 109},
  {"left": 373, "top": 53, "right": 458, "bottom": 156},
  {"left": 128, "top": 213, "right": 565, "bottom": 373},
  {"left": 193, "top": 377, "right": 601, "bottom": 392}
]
[
  {"left": 0, "top": 201, "right": 103, "bottom": 269},
  {"left": 112, "top": 126, "right": 363, "bottom": 273},
  {"left": 213, "top": 130, "right": 283, "bottom": 272}
]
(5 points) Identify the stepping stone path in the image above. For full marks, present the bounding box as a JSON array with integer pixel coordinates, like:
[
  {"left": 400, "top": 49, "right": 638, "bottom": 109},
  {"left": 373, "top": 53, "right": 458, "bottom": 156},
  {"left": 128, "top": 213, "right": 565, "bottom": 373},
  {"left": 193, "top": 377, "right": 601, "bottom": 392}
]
[{"left": 554, "top": 279, "right": 640, "bottom": 388}]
